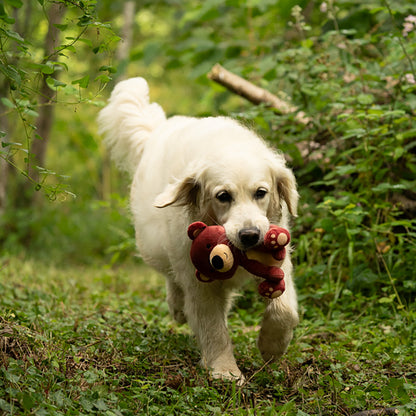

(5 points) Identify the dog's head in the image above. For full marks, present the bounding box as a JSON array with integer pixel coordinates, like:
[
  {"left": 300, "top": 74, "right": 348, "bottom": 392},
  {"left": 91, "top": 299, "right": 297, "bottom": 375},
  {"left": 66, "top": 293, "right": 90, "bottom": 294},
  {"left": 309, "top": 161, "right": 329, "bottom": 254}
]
[{"left": 154, "top": 144, "right": 298, "bottom": 251}]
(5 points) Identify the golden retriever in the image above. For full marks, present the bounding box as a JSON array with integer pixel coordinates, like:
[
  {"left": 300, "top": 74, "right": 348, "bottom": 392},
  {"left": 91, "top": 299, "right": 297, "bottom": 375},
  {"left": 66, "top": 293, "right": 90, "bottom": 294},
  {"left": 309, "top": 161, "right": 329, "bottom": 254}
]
[{"left": 98, "top": 78, "right": 299, "bottom": 383}]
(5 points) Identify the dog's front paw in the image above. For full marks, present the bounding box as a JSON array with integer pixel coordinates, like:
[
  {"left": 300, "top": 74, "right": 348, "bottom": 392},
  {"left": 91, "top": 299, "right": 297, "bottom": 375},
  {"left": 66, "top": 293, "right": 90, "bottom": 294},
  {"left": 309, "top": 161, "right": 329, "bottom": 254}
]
[
  {"left": 202, "top": 357, "right": 245, "bottom": 385},
  {"left": 258, "top": 333, "right": 289, "bottom": 363},
  {"left": 257, "top": 310, "right": 298, "bottom": 363},
  {"left": 210, "top": 368, "right": 245, "bottom": 386}
]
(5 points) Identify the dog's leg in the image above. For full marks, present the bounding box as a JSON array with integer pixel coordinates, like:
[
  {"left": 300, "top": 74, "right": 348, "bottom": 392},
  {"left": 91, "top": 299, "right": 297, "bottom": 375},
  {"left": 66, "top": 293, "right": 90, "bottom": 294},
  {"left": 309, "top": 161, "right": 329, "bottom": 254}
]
[
  {"left": 257, "top": 276, "right": 299, "bottom": 362},
  {"left": 182, "top": 281, "right": 244, "bottom": 383},
  {"left": 166, "top": 278, "right": 187, "bottom": 324}
]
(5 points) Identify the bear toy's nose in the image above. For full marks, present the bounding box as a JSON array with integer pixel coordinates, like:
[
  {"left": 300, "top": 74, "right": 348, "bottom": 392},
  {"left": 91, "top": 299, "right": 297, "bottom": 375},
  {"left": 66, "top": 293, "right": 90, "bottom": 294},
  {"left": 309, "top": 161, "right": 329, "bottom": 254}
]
[
  {"left": 238, "top": 227, "right": 260, "bottom": 249},
  {"left": 211, "top": 255, "right": 224, "bottom": 270}
]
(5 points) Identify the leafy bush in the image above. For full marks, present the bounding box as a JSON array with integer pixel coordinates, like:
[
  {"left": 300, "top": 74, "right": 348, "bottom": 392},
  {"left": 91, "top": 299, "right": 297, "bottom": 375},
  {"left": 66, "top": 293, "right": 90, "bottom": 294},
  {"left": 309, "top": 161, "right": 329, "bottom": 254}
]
[
  {"left": 0, "top": 194, "right": 136, "bottom": 265},
  {"left": 161, "top": 0, "right": 416, "bottom": 307},
  {"left": 0, "top": 0, "right": 117, "bottom": 198},
  {"left": 268, "top": 3, "right": 416, "bottom": 307}
]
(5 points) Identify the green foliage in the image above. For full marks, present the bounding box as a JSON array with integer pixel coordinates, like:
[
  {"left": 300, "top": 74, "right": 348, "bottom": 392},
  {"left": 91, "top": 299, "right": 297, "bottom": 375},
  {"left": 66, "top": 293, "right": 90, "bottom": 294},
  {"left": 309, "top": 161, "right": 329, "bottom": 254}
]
[
  {"left": 0, "top": 0, "right": 118, "bottom": 199},
  {"left": 134, "top": 0, "right": 416, "bottom": 310},
  {"left": 0, "top": 258, "right": 415, "bottom": 415},
  {"left": 0, "top": 194, "right": 136, "bottom": 264},
  {"left": 164, "top": 0, "right": 416, "bottom": 310}
]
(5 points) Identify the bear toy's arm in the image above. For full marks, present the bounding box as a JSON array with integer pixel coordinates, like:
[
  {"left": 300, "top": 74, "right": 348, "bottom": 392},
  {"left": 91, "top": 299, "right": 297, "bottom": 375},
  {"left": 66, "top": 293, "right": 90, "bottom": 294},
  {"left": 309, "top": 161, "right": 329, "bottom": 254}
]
[
  {"left": 263, "top": 226, "right": 290, "bottom": 261},
  {"left": 264, "top": 226, "right": 290, "bottom": 250},
  {"left": 240, "top": 225, "right": 291, "bottom": 297},
  {"left": 240, "top": 255, "right": 285, "bottom": 281}
]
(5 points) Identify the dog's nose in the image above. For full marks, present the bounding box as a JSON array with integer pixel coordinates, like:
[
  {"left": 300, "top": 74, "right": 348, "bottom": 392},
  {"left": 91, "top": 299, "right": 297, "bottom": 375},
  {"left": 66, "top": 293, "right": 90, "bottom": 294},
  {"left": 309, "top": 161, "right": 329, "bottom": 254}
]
[{"left": 238, "top": 227, "right": 260, "bottom": 249}]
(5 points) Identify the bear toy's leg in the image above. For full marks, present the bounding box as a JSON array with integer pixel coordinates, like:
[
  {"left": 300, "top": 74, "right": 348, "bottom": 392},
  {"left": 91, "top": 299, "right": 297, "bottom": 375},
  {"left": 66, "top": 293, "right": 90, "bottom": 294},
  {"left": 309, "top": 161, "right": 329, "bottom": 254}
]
[{"left": 258, "top": 278, "right": 285, "bottom": 299}]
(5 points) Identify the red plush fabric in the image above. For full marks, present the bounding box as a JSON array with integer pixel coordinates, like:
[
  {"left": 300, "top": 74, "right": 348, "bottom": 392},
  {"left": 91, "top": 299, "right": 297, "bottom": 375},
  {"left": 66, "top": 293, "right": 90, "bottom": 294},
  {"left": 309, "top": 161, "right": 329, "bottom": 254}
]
[{"left": 188, "top": 222, "right": 290, "bottom": 298}]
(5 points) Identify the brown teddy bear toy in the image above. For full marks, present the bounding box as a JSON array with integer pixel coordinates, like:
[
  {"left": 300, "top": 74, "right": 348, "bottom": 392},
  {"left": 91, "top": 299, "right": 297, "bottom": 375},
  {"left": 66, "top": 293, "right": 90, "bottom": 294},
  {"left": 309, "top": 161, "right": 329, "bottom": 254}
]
[{"left": 188, "top": 222, "right": 290, "bottom": 299}]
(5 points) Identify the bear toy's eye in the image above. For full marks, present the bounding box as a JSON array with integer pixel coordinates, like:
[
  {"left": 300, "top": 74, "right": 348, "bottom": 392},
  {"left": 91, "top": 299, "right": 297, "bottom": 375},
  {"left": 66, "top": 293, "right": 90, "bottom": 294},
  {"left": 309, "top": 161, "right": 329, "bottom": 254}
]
[{"left": 216, "top": 190, "right": 232, "bottom": 203}]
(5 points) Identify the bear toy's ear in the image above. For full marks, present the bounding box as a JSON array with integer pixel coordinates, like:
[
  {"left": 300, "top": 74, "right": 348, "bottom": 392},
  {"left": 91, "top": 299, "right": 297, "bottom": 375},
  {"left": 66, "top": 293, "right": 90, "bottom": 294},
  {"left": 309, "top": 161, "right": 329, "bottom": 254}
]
[
  {"left": 188, "top": 222, "right": 207, "bottom": 240},
  {"left": 196, "top": 270, "right": 214, "bottom": 282}
]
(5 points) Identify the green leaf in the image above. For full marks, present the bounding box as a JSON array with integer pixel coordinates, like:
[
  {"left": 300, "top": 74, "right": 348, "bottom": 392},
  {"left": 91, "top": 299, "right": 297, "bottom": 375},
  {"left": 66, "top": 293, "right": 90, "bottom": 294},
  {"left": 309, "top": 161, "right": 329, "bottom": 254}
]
[
  {"left": 1, "top": 97, "right": 15, "bottom": 109},
  {"left": 99, "top": 65, "right": 117, "bottom": 73},
  {"left": 2, "top": 28, "right": 24, "bottom": 43},
  {"left": 23, "top": 107, "right": 39, "bottom": 118},
  {"left": 94, "top": 74, "right": 111, "bottom": 84},
  {"left": 78, "top": 14, "right": 94, "bottom": 27},
  {"left": 49, "top": 61, "right": 68, "bottom": 72},
  {"left": 357, "top": 93, "right": 374, "bottom": 105},
  {"left": 2, "top": 141, "right": 22, "bottom": 147},
  {"left": 0, "top": 398, "right": 12, "bottom": 412},
  {"left": 21, "top": 393, "right": 35, "bottom": 410},
  {"left": 0, "top": 63, "right": 22, "bottom": 85},
  {"left": 72, "top": 75, "right": 90, "bottom": 89},
  {"left": 371, "top": 183, "right": 406, "bottom": 193},
  {"left": 54, "top": 23, "right": 68, "bottom": 31},
  {"left": 78, "top": 38, "right": 93, "bottom": 47},
  {"left": 335, "top": 165, "right": 357, "bottom": 176},
  {"left": 5, "top": 371, "right": 20, "bottom": 383},
  {"left": 393, "top": 147, "right": 404, "bottom": 160},
  {"left": 93, "top": 399, "right": 108, "bottom": 411},
  {"left": 5, "top": 0, "right": 23, "bottom": 9},
  {"left": 46, "top": 77, "right": 66, "bottom": 88},
  {"left": 39, "top": 63, "right": 54, "bottom": 74},
  {"left": 379, "top": 295, "right": 396, "bottom": 304}
]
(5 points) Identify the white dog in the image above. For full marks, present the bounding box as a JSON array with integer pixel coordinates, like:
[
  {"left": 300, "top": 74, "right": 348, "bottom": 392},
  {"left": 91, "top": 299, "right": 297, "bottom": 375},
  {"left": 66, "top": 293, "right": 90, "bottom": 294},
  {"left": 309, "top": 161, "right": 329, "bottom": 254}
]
[{"left": 98, "top": 78, "right": 299, "bottom": 382}]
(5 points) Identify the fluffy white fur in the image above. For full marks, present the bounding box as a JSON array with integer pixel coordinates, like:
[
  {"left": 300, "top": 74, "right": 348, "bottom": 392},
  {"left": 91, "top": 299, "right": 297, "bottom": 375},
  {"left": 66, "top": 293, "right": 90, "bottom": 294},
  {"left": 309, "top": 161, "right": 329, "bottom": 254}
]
[{"left": 98, "top": 77, "right": 299, "bottom": 383}]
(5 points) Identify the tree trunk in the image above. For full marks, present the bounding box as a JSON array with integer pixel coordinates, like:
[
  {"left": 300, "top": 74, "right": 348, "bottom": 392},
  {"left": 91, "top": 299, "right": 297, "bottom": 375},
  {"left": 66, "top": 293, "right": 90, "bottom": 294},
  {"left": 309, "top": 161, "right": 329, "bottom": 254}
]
[
  {"left": 101, "top": 1, "right": 136, "bottom": 200},
  {"left": 115, "top": 0, "right": 136, "bottom": 80},
  {"left": 0, "top": 2, "right": 35, "bottom": 214},
  {"left": 28, "top": 2, "right": 66, "bottom": 193}
]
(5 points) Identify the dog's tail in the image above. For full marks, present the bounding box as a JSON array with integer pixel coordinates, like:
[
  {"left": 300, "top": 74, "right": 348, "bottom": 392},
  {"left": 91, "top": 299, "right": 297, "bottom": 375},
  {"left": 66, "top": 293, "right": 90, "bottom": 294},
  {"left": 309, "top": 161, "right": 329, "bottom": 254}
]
[{"left": 98, "top": 77, "right": 166, "bottom": 176}]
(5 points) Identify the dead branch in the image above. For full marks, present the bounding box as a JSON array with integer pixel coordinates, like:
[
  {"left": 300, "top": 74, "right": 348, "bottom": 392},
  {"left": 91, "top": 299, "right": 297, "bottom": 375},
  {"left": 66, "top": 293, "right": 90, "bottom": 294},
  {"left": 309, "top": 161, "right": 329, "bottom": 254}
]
[{"left": 207, "top": 63, "right": 310, "bottom": 124}]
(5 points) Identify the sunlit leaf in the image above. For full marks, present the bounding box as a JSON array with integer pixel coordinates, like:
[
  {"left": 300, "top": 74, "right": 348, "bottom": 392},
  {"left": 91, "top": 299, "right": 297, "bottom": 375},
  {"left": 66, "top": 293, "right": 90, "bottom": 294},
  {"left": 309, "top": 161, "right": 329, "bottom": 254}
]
[{"left": 72, "top": 75, "right": 90, "bottom": 89}]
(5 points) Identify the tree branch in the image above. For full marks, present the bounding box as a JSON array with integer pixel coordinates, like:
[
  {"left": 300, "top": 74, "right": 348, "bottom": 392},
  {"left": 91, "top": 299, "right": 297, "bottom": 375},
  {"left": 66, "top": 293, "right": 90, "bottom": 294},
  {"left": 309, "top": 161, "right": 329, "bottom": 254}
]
[{"left": 207, "top": 63, "right": 309, "bottom": 124}]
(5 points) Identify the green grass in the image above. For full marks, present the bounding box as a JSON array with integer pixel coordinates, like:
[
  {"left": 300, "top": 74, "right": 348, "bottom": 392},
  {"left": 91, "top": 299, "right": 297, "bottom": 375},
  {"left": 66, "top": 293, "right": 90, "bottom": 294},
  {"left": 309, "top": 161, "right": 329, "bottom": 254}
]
[{"left": 0, "top": 255, "right": 415, "bottom": 415}]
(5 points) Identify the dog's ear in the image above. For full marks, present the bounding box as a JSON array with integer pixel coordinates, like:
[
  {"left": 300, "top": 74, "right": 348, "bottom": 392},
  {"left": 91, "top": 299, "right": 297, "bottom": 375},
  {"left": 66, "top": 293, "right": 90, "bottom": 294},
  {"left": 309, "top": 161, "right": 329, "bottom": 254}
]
[
  {"left": 153, "top": 176, "right": 200, "bottom": 208},
  {"left": 273, "top": 165, "right": 299, "bottom": 217}
]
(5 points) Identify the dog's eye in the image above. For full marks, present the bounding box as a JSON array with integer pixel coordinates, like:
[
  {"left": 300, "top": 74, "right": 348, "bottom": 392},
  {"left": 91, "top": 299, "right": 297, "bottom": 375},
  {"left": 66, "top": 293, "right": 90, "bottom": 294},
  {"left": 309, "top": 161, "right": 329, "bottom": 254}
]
[
  {"left": 254, "top": 188, "right": 268, "bottom": 200},
  {"left": 216, "top": 190, "right": 232, "bottom": 203}
]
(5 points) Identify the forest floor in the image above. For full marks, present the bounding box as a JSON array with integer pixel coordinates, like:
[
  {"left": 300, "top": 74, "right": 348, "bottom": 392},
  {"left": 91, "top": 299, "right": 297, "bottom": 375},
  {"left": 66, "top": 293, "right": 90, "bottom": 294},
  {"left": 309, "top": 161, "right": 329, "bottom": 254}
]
[{"left": 0, "top": 255, "right": 415, "bottom": 415}]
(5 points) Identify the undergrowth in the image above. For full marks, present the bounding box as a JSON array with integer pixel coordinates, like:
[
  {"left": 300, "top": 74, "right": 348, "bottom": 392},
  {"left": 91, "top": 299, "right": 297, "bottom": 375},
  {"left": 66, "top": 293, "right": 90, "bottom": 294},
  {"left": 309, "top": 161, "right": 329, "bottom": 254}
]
[{"left": 0, "top": 256, "right": 415, "bottom": 415}]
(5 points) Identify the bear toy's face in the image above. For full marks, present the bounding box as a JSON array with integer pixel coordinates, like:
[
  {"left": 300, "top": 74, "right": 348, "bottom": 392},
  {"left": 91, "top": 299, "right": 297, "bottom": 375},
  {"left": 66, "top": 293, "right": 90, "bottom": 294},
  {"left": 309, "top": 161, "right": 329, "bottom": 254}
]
[{"left": 188, "top": 222, "right": 238, "bottom": 282}]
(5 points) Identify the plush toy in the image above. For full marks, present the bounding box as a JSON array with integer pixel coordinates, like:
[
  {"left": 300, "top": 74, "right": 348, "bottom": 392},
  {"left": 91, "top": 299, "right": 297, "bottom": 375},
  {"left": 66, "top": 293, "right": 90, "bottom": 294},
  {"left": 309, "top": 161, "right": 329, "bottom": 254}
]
[{"left": 187, "top": 221, "right": 290, "bottom": 299}]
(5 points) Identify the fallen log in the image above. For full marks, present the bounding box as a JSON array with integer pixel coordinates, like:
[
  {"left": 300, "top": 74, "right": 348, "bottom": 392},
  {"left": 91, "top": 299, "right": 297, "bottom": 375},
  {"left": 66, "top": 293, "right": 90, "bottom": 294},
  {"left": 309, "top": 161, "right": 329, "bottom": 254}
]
[{"left": 207, "top": 63, "right": 310, "bottom": 124}]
